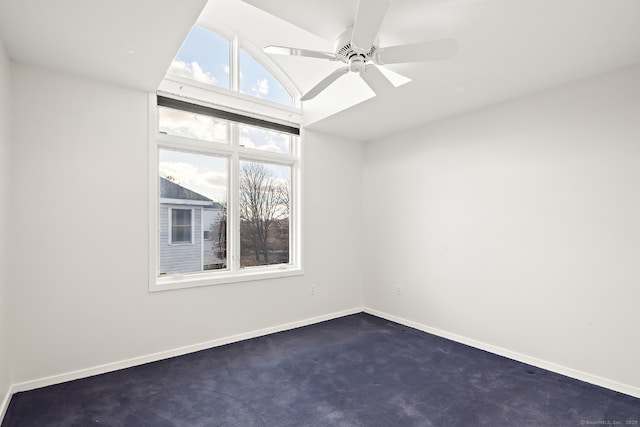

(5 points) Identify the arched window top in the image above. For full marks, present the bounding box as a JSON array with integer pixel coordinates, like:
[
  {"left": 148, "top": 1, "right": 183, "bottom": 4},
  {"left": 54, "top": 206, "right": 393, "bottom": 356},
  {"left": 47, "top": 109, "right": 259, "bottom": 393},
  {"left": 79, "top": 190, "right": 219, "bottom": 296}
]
[
  {"left": 166, "top": 24, "right": 296, "bottom": 108},
  {"left": 239, "top": 49, "right": 293, "bottom": 106},
  {"left": 167, "top": 25, "right": 230, "bottom": 90}
]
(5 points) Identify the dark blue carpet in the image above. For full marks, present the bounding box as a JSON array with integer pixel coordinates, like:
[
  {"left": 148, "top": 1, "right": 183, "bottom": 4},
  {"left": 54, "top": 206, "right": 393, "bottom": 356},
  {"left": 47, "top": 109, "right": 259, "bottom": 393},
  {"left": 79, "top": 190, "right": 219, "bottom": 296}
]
[{"left": 2, "top": 313, "right": 639, "bottom": 426}]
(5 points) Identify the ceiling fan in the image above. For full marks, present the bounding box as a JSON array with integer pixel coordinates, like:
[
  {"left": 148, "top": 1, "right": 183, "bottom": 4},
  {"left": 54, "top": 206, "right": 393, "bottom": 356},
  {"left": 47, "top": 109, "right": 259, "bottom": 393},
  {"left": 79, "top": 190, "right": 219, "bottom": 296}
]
[{"left": 264, "top": 0, "right": 458, "bottom": 101}]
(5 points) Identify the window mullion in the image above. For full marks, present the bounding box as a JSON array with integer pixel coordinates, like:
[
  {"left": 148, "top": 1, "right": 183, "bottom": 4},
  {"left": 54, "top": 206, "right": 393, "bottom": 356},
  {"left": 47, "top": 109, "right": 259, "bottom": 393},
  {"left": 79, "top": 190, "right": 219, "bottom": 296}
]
[
  {"left": 231, "top": 36, "right": 240, "bottom": 93},
  {"left": 237, "top": 148, "right": 297, "bottom": 166},
  {"left": 157, "top": 137, "right": 233, "bottom": 157}
]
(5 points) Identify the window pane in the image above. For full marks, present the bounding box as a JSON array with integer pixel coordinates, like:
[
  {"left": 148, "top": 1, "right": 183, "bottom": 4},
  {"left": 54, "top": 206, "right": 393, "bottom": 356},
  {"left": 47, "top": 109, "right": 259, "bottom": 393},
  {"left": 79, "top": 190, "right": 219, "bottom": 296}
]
[
  {"left": 239, "top": 161, "right": 290, "bottom": 268},
  {"left": 168, "top": 25, "right": 230, "bottom": 89},
  {"left": 171, "top": 209, "right": 192, "bottom": 244},
  {"left": 158, "top": 106, "right": 228, "bottom": 144},
  {"left": 239, "top": 123, "right": 292, "bottom": 154},
  {"left": 159, "top": 149, "right": 228, "bottom": 275},
  {"left": 173, "top": 209, "right": 191, "bottom": 227},
  {"left": 240, "top": 49, "right": 293, "bottom": 106}
]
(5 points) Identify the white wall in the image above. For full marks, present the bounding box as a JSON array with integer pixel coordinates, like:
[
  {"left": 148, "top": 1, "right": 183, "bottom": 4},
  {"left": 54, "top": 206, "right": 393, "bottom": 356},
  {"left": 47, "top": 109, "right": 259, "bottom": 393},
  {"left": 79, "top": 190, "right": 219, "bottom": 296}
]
[
  {"left": 8, "top": 42, "right": 638, "bottom": 405},
  {"left": 0, "top": 36, "right": 12, "bottom": 411},
  {"left": 9, "top": 63, "right": 364, "bottom": 385},
  {"left": 363, "top": 64, "right": 640, "bottom": 393}
]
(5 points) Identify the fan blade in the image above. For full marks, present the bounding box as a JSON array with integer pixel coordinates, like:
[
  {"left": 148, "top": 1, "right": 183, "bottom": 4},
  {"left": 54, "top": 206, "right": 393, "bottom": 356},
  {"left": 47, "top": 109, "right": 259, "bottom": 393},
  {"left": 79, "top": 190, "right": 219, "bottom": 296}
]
[
  {"left": 301, "top": 67, "right": 349, "bottom": 101},
  {"left": 264, "top": 45, "right": 338, "bottom": 61},
  {"left": 351, "top": 0, "right": 389, "bottom": 54},
  {"left": 359, "top": 64, "right": 394, "bottom": 96},
  {"left": 375, "top": 39, "right": 458, "bottom": 65}
]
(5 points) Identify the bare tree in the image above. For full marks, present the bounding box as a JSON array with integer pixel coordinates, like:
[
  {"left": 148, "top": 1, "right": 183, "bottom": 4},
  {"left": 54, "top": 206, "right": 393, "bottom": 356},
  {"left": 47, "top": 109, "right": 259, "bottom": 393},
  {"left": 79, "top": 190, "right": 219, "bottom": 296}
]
[
  {"left": 214, "top": 201, "right": 227, "bottom": 263},
  {"left": 239, "top": 162, "right": 289, "bottom": 266}
]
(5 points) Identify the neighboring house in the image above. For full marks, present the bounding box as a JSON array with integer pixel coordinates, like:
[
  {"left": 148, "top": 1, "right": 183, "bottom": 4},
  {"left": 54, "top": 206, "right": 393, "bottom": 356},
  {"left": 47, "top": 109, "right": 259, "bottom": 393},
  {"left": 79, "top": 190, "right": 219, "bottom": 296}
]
[{"left": 159, "top": 177, "right": 225, "bottom": 275}]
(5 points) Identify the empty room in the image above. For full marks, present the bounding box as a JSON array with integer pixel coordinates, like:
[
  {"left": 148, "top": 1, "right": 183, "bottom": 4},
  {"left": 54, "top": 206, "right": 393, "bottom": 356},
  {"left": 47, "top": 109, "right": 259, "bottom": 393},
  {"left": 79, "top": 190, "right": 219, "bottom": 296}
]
[{"left": 0, "top": 0, "right": 639, "bottom": 425}]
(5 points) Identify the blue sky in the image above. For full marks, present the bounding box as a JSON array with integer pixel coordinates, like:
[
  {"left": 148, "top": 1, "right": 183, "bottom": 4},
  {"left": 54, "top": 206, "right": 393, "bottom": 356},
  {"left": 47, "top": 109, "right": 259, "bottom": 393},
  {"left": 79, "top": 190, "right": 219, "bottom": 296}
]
[
  {"left": 169, "top": 25, "right": 292, "bottom": 106},
  {"left": 239, "top": 49, "right": 292, "bottom": 106},
  {"left": 172, "top": 25, "right": 230, "bottom": 88}
]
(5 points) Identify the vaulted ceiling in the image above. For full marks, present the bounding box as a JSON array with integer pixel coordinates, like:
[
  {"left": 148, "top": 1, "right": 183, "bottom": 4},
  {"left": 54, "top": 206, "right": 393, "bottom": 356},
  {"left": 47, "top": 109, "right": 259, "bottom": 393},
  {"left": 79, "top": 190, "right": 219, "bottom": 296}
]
[
  {"left": 0, "top": 0, "right": 207, "bottom": 91},
  {"left": 1, "top": 0, "right": 639, "bottom": 142},
  {"left": 233, "top": 0, "right": 640, "bottom": 141}
]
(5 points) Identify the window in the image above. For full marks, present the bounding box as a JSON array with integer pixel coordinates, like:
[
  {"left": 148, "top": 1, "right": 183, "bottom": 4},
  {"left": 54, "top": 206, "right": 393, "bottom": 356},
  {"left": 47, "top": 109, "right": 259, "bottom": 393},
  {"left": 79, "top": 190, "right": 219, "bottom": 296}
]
[
  {"left": 170, "top": 208, "right": 193, "bottom": 244},
  {"left": 167, "top": 25, "right": 230, "bottom": 90},
  {"left": 158, "top": 106, "right": 228, "bottom": 143},
  {"left": 239, "top": 160, "right": 291, "bottom": 268},
  {"left": 239, "top": 123, "right": 292, "bottom": 154},
  {"left": 158, "top": 148, "right": 228, "bottom": 277},
  {"left": 165, "top": 24, "right": 295, "bottom": 108},
  {"left": 151, "top": 24, "right": 302, "bottom": 291},
  {"left": 239, "top": 49, "right": 293, "bottom": 106}
]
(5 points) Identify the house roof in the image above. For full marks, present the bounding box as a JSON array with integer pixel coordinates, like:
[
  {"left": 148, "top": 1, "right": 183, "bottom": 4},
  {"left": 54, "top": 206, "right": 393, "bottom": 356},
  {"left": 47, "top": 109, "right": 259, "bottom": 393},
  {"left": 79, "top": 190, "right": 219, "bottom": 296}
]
[{"left": 159, "top": 177, "right": 223, "bottom": 209}]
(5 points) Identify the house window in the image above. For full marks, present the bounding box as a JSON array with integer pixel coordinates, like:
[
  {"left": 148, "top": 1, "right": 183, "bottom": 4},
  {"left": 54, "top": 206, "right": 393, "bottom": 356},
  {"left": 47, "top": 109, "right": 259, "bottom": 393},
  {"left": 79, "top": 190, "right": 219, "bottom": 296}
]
[
  {"left": 170, "top": 209, "right": 193, "bottom": 244},
  {"left": 151, "top": 24, "right": 302, "bottom": 291}
]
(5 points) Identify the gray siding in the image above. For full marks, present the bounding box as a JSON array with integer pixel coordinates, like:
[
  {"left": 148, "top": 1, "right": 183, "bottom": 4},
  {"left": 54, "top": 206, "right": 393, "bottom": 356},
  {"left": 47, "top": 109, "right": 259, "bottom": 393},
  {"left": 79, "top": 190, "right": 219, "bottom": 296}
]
[{"left": 159, "top": 205, "right": 202, "bottom": 275}]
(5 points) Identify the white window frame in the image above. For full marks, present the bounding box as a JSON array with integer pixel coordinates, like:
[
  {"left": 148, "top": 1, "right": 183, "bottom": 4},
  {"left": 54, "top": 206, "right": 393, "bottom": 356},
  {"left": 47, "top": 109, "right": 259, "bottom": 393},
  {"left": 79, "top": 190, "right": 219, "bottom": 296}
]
[
  {"left": 168, "top": 207, "right": 194, "bottom": 245},
  {"left": 149, "top": 36, "right": 304, "bottom": 292},
  {"left": 150, "top": 23, "right": 303, "bottom": 291}
]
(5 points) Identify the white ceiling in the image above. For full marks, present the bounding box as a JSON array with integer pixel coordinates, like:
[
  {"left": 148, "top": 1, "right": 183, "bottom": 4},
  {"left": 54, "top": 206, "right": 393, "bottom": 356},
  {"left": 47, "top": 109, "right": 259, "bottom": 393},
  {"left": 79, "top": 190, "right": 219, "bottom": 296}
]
[
  {"left": 237, "top": 0, "right": 640, "bottom": 141},
  {"left": 0, "top": 0, "right": 207, "bottom": 91},
  {"left": 1, "top": 0, "right": 638, "bottom": 141}
]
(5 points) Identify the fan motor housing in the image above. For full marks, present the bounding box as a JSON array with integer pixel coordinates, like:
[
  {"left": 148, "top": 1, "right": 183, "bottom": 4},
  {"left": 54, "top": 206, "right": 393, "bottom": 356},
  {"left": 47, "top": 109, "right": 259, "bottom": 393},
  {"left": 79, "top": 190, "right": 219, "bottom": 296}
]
[{"left": 335, "top": 27, "right": 378, "bottom": 71}]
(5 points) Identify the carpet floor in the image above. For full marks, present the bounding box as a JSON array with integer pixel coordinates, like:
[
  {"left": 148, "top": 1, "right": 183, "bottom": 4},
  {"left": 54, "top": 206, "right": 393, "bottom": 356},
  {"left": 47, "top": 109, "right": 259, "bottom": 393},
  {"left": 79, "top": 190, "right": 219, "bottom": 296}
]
[{"left": 2, "top": 313, "right": 639, "bottom": 426}]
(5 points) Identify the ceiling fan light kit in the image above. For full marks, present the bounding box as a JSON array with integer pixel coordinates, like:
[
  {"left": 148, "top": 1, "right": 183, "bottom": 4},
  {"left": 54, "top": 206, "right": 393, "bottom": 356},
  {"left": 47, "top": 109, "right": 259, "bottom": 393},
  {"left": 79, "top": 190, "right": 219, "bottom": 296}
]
[
  {"left": 336, "top": 27, "right": 376, "bottom": 73},
  {"left": 264, "top": 0, "right": 458, "bottom": 101}
]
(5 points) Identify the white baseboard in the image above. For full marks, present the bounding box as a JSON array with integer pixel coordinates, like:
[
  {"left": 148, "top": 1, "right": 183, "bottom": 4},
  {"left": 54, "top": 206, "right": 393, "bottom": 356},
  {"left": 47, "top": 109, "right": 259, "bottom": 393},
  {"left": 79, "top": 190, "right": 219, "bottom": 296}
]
[
  {"left": 10, "top": 307, "right": 363, "bottom": 395},
  {"left": 4, "top": 305, "right": 637, "bottom": 424},
  {"left": 1, "top": 384, "right": 12, "bottom": 424},
  {"left": 364, "top": 307, "right": 640, "bottom": 399}
]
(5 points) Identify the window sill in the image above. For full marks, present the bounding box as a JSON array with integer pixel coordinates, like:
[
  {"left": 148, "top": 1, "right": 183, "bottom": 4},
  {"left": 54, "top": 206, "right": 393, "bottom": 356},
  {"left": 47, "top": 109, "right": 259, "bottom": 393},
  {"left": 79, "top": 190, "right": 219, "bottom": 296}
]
[{"left": 150, "top": 265, "right": 303, "bottom": 292}]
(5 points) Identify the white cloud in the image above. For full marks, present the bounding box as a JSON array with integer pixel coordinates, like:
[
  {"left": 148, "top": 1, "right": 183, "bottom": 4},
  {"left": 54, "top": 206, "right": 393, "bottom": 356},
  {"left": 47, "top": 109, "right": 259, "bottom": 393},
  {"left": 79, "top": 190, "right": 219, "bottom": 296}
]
[
  {"left": 204, "top": 170, "right": 227, "bottom": 188},
  {"left": 167, "top": 60, "right": 218, "bottom": 86},
  {"left": 239, "top": 126, "right": 289, "bottom": 154},
  {"left": 251, "top": 79, "right": 269, "bottom": 97},
  {"left": 251, "top": 78, "right": 270, "bottom": 98},
  {"left": 159, "top": 108, "right": 227, "bottom": 143}
]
